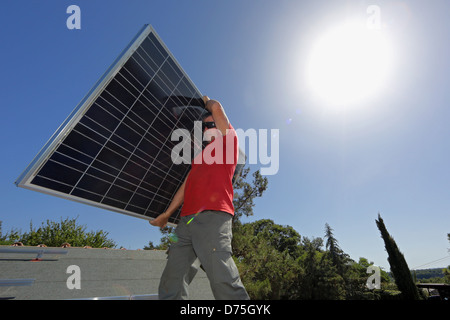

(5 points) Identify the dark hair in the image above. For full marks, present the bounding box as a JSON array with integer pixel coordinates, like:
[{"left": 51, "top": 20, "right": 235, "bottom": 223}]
[{"left": 201, "top": 110, "right": 212, "bottom": 121}]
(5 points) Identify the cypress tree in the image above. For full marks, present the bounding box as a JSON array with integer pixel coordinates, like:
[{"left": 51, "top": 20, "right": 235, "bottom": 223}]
[
  {"left": 324, "top": 223, "right": 346, "bottom": 275},
  {"left": 375, "top": 214, "right": 420, "bottom": 300}
]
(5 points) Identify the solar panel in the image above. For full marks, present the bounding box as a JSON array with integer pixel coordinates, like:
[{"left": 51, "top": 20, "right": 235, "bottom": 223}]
[{"left": 15, "top": 24, "right": 245, "bottom": 226}]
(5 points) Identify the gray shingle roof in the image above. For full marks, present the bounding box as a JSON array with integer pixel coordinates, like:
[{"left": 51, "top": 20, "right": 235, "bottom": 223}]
[{"left": 0, "top": 246, "right": 213, "bottom": 300}]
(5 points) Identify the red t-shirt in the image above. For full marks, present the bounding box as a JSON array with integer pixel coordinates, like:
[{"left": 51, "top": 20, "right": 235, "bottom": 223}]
[{"left": 181, "top": 124, "right": 238, "bottom": 217}]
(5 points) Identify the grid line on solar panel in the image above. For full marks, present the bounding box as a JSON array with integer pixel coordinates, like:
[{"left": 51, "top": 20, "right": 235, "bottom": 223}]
[
  {"left": 33, "top": 171, "right": 169, "bottom": 215},
  {"left": 127, "top": 83, "right": 197, "bottom": 214},
  {"left": 142, "top": 110, "right": 197, "bottom": 215},
  {"left": 65, "top": 123, "right": 185, "bottom": 189},
  {"left": 78, "top": 109, "right": 183, "bottom": 182},
  {"left": 122, "top": 53, "right": 200, "bottom": 122},
  {"left": 93, "top": 82, "right": 193, "bottom": 208},
  {"left": 132, "top": 36, "right": 201, "bottom": 106},
  {"left": 55, "top": 144, "right": 174, "bottom": 200},
  {"left": 89, "top": 98, "right": 170, "bottom": 155},
  {"left": 93, "top": 52, "right": 201, "bottom": 158},
  {"left": 67, "top": 53, "right": 173, "bottom": 197},
  {"left": 40, "top": 157, "right": 171, "bottom": 207},
  {"left": 63, "top": 119, "right": 181, "bottom": 189},
  {"left": 108, "top": 71, "right": 182, "bottom": 140},
  {"left": 57, "top": 127, "right": 178, "bottom": 186},
  {"left": 56, "top": 162, "right": 170, "bottom": 211},
  {"left": 38, "top": 145, "right": 174, "bottom": 200}
]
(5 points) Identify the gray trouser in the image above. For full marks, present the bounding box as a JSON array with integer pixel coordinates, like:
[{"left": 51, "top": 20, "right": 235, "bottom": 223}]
[{"left": 158, "top": 211, "right": 249, "bottom": 300}]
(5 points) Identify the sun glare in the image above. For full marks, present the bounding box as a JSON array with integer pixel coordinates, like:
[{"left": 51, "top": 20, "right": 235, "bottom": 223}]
[{"left": 306, "top": 22, "right": 393, "bottom": 108}]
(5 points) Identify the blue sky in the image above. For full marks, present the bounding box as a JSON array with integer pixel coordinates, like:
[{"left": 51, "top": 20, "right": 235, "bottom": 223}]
[{"left": 1, "top": 0, "right": 449, "bottom": 272}]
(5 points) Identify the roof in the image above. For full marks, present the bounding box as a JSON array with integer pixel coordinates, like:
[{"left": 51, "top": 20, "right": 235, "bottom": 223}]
[{"left": 0, "top": 245, "right": 213, "bottom": 300}]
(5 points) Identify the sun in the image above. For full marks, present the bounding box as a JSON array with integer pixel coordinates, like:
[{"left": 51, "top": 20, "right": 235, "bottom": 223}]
[{"left": 305, "top": 22, "right": 394, "bottom": 108}]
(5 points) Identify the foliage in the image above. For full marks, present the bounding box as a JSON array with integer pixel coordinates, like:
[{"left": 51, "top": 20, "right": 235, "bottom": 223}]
[
  {"left": 232, "top": 220, "right": 302, "bottom": 299},
  {"left": 296, "top": 239, "right": 346, "bottom": 299},
  {"left": 232, "top": 219, "right": 396, "bottom": 300},
  {"left": 345, "top": 257, "right": 392, "bottom": 300},
  {"left": 443, "top": 233, "right": 450, "bottom": 283},
  {"left": 0, "top": 221, "right": 22, "bottom": 245},
  {"left": 0, "top": 217, "right": 116, "bottom": 248},
  {"left": 414, "top": 268, "right": 447, "bottom": 282},
  {"left": 144, "top": 226, "right": 173, "bottom": 250},
  {"left": 376, "top": 214, "right": 421, "bottom": 300},
  {"left": 324, "top": 223, "right": 350, "bottom": 277},
  {"left": 232, "top": 167, "right": 268, "bottom": 222}
]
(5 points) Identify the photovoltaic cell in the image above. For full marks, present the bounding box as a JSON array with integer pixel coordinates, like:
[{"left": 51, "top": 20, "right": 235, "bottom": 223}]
[{"left": 15, "top": 25, "right": 244, "bottom": 226}]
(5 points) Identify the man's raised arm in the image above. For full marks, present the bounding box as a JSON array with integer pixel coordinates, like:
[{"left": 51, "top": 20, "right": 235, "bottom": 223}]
[{"left": 203, "top": 96, "right": 230, "bottom": 135}]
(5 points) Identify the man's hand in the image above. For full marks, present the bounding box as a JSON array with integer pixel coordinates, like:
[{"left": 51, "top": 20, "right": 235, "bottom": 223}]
[
  {"left": 203, "top": 95, "right": 210, "bottom": 106},
  {"left": 203, "top": 96, "right": 220, "bottom": 113},
  {"left": 149, "top": 212, "right": 170, "bottom": 228}
]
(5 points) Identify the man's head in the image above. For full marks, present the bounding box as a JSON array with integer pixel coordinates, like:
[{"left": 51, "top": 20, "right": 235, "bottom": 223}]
[
  {"left": 201, "top": 111, "right": 213, "bottom": 122},
  {"left": 201, "top": 111, "right": 215, "bottom": 131},
  {"left": 201, "top": 112, "right": 218, "bottom": 142}
]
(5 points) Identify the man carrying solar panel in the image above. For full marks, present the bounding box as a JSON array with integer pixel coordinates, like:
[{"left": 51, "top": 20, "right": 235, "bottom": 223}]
[{"left": 149, "top": 96, "right": 249, "bottom": 300}]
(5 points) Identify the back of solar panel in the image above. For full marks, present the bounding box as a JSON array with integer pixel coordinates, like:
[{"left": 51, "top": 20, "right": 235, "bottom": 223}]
[{"left": 15, "top": 25, "right": 245, "bottom": 226}]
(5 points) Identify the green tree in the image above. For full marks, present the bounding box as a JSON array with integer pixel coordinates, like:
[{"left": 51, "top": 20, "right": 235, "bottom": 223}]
[
  {"left": 232, "top": 219, "right": 301, "bottom": 299},
  {"left": 144, "top": 226, "right": 173, "bottom": 250},
  {"left": 232, "top": 167, "right": 268, "bottom": 222},
  {"left": 375, "top": 214, "right": 420, "bottom": 300},
  {"left": 296, "top": 240, "right": 322, "bottom": 299},
  {"left": 324, "top": 223, "right": 350, "bottom": 276},
  {"left": 3, "top": 217, "right": 116, "bottom": 248},
  {"left": 250, "top": 219, "right": 302, "bottom": 259},
  {"left": 345, "top": 257, "right": 392, "bottom": 300},
  {"left": 294, "top": 239, "right": 346, "bottom": 300},
  {"left": 443, "top": 233, "right": 450, "bottom": 283},
  {"left": 0, "top": 221, "right": 22, "bottom": 245}
]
